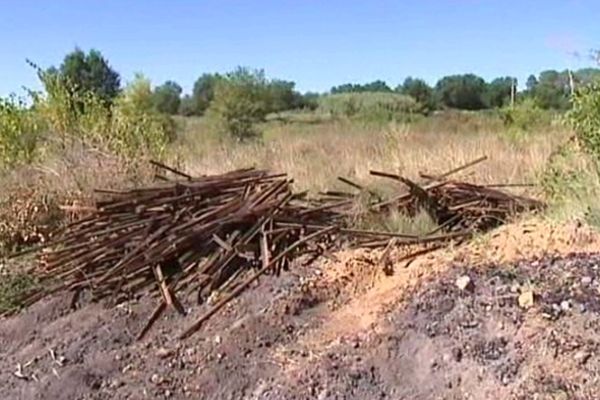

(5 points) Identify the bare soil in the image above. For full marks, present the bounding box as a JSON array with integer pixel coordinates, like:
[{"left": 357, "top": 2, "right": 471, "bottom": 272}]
[{"left": 2, "top": 219, "right": 600, "bottom": 400}]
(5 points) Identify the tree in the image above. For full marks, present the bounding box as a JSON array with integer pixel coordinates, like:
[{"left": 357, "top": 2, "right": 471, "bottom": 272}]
[
  {"left": 300, "top": 92, "right": 320, "bottom": 110},
  {"left": 486, "top": 77, "right": 515, "bottom": 108},
  {"left": 50, "top": 48, "right": 121, "bottom": 104},
  {"left": 533, "top": 70, "right": 570, "bottom": 110},
  {"left": 573, "top": 68, "right": 600, "bottom": 87},
  {"left": 526, "top": 75, "right": 538, "bottom": 92},
  {"left": 434, "top": 74, "right": 488, "bottom": 110},
  {"left": 208, "top": 67, "right": 270, "bottom": 140},
  {"left": 192, "top": 73, "right": 222, "bottom": 115},
  {"left": 152, "top": 81, "right": 182, "bottom": 114},
  {"left": 398, "top": 77, "right": 435, "bottom": 111},
  {"left": 361, "top": 80, "right": 392, "bottom": 93},
  {"left": 265, "top": 79, "right": 306, "bottom": 112},
  {"left": 331, "top": 80, "right": 392, "bottom": 94},
  {"left": 178, "top": 95, "right": 196, "bottom": 116},
  {"left": 118, "top": 73, "right": 154, "bottom": 113}
]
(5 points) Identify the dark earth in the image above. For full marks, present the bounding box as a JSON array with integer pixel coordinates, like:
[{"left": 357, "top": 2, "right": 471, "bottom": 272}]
[{"left": 2, "top": 251, "right": 600, "bottom": 399}]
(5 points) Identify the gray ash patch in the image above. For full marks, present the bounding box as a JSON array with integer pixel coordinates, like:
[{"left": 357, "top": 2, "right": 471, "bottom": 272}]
[{"left": 4, "top": 252, "right": 600, "bottom": 399}]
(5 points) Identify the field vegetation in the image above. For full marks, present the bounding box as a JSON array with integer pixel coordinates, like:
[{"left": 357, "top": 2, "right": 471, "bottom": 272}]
[{"left": 1, "top": 47, "right": 600, "bottom": 291}]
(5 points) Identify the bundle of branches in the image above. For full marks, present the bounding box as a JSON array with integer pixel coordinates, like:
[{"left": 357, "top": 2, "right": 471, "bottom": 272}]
[
  {"left": 7, "top": 165, "right": 341, "bottom": 335},
  {"left": 7, "top": 157, "right": 536, "bottom": 339},
  {"left": 425, "top": 180, "right": 544, "bottom": 231},
  {"left": 366, "top": 156, "right": 544, "bottom": 232},
  {"left": 8, "top": 162, "right": 466, "bottom": 339}
]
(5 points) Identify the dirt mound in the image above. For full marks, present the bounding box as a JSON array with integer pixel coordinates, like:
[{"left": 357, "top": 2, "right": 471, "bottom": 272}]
[{"left": 1, "top": 218, "right": 600, "bottom": 399}]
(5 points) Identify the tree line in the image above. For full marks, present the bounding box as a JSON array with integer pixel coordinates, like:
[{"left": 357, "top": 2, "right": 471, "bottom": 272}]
[{"left": 42, "top": 48, "right": 600, "bottom": 119}]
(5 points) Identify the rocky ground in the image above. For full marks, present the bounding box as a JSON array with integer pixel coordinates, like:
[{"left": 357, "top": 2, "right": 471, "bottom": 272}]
[{"left": 2, "top": 219, "right": 600, "bottom": 399}]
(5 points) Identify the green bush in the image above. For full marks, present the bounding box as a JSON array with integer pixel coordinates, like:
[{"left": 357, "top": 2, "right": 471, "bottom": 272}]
[
  {"left": 567, "top": 81, "right": 600, "bottom": 164},
  {"left": 1, "top": 71, "right": 174, "bottom": 166},
  {"left": 318, "top": 92, "right": 420, "bottom": 122},
  {"left": 0, "top": 96, "right": 42, "bottom": 167},
  {"left": 208, "top": 68, "right": 270, "bottom": 141},
  {"left": 0, "top": 272, "right": 37, "bottom": 314},
  {"left": 540, "top": 75, "right": 600, "bottom": 222},
  {"left": 500, "top": 98, "right": 549, "bottom": 132}
]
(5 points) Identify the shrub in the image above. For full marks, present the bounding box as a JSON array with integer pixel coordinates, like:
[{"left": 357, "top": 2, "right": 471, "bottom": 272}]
[
  {"left": 318, "top": 92, "right": 420, "bottom": 122},
  {"left": 0, "top": 272, "right": 37, "bottom": 314},
  {"left": 0, "top": 96, "right": 42, "bottom": 167},
  {"left": 567, "top": 81, "right": 600, "bottom": 164},
  {"left": 499, "top": 98, "right": 551, "bottom": 134},
  {"left": 208, "top": 68, "right": 270, "bottom": 141},
  {"left": 23, "top": 71, "right": 173, "bottom": 161}
]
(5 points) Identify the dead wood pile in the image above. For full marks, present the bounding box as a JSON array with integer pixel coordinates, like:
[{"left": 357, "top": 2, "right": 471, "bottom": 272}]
[{"left": 5, "top": 157, "right": 544, "bottom": 339}]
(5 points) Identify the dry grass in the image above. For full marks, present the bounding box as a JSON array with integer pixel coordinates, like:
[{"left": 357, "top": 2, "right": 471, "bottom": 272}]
[
  {"left": 0, "top": 145, "right": 155, "bottom": 254},
  {"left": 0, "top": 113, "right": 570, "bottom": 253},
  {"left": 175, "top": 116, "right": 568, "bottom": 194}
]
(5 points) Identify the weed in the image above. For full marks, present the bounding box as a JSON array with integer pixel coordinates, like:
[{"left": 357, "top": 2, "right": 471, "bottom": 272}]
[
  {"left": 0, "top": 271, "right": 37, "bottom": 314},
  {"left": 567, "top": 81, "right": 600, "bottom": 165}
]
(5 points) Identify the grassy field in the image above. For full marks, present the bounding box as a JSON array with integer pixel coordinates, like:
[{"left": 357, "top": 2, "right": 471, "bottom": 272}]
[
  {"left": 0, "top": 109, "right": 582, "bottom": 313},
  {"left": 174, "top": 111, "right": 567, "bottom": 194}
]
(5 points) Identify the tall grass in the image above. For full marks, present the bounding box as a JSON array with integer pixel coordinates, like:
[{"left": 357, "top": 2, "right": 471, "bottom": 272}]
[{"left": 177, "top": 116, "right": 566, "bottom": 193}]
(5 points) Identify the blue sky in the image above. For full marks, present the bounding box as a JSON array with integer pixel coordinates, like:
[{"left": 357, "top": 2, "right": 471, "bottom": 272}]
[{"left": 1, "top": 1, "right": 598, "bottom": 96}]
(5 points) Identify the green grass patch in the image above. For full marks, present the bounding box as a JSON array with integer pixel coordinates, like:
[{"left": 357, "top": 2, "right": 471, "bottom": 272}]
[{"left": 0, "top": 271, "right": 37, "bottom": 314}]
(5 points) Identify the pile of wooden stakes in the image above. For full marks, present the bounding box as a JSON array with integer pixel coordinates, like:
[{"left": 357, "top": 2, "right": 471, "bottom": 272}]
[{"left": 7, "top": 157, "right": 543, "bottom": 339}]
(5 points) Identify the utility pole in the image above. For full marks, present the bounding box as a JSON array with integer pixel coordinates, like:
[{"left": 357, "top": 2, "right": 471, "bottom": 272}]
[
  {"left": 567, "top": 69, "right": 575, "bottom": 96},
  {"left": 510, "top": 78, "right": 516, "bottom": 108}
]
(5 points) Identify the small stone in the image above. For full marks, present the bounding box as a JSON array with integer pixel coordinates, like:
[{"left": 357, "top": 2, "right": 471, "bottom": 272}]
[
  {"left": 518, "top": 291, "right": 534, "bottom": 309},
  {"left": 455, "top": 275, "right": 473, "bottom": 291},
  {"left": 109, "top": 379, "right": 122, "bottom": 388},
  {"left": 574, "top": 350, "right": 591, "bottom": 365},
  {"left": 560, "top": 300, "right": 571, "bottom": 311},
  {"left": 582, "top": 276, "right": 593, "bottom": 286},
  {"left": 452, "top": 347, "right": 463, "bottom": 362},
  {"left": 151, "top": 373, "right": 162, "bottom": 384},
  {"left": 214, "top": 335, "right": 222, "bottom": 345},
  {"left": 164, "top": 390, "right": 172, "bottom": 398},
  {"left": 156, "top": 348, "right": 173, "bottom": 359}
]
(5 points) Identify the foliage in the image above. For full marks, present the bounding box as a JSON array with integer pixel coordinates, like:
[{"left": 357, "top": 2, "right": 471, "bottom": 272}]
[
  {"left": 567, "top": 80, "right": 600, "bottom": 164},
  {"left": 109, "top": 74, "right": 175, "bottom": 157},
  {"left": 331, "top": 80, "right": 392, "bottom": 94},
  {"left": 153, "top": 80, "right": 182, "bottom": 114},
  {"left": 0, "top": 272, "right": 37, "bottom": 314},
  {"left": 541, "top": 68, "right": 600, "bottom": 220},
  {"left": 265, "top": 79, "right": 306, "bottom": 112},
  {"left": 46, "top": 48, "right": 121, "bottom": 105},
  {"left": 500, "top": 97, "right": 549, "bottom": 133},
  {"left": 529, "top": 70, "right": 571, "bottom": 110},
  {"left": 190, "top": 72, "right": 307, "bottom": 116},
  {"left": 191, "top": 73, "right": 222, "bottom": 115},
  {"left": 539, "top": 138, "right": 600, "bottom": 227},
  {"left": 397, "top": 77, "right": 435, "bottom": 113},
  {"left": 207, "top": 68, "right": 270, "bottom": 141},
  {"left": 178, "top": 95, "right": 196, "bottom": 116},
  {"left": 300, "top": 92, "right": 320, "bottom": 111},
  {"left": 486, "top": 77, "right": 515, "bottom": 108},
  {"left": 435, "top": 74, "right": 488, "bottom": 110},
  {"left": 318, "top": 92, "right": 420, "bottom": 122},
  {"left": 1, "top": 66, "right": 173, "bottom": 166},
  {"left": 0, "top": 96, "right": 42, "bottom": 167}
]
